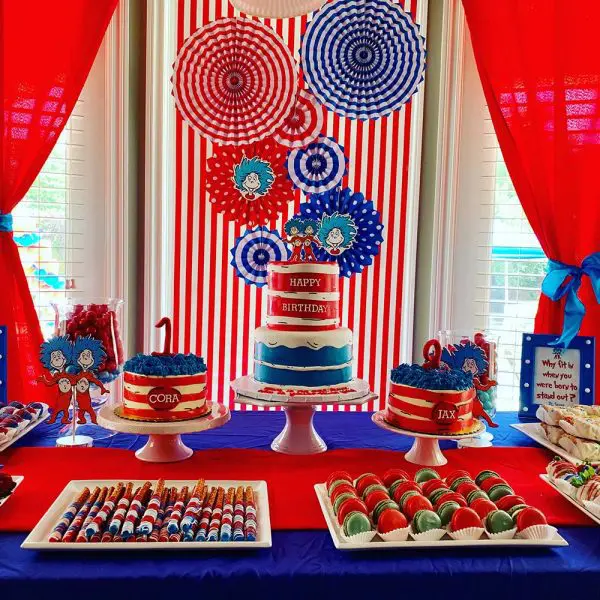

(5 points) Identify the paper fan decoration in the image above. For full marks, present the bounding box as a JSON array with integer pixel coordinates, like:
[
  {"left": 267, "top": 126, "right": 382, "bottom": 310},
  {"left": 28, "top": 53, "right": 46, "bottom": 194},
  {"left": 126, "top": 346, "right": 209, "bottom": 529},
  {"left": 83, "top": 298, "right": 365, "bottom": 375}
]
[
  {"left": 296, "top": 188, "right": 384, "bottom": 277},
  {"left": 301, "top": 0, "right": 426, "bottom": 120},
  {"left": 230, "top": 227, "right": 290, "bottom": 287},
  {"left": 287, "top": 135, "right": 348, "bottom": 194},
  {"left": 206, "top": 140, "right": 295, "bottom": 226},
  {"left": 229, "top": 0, "right": 326, "bottom": 18},
  {"left": 273, "top": 90, "right": 324, "bottom": 148},
  {"left": 172, "top": 18, "right": 298, "bottom": 145}
]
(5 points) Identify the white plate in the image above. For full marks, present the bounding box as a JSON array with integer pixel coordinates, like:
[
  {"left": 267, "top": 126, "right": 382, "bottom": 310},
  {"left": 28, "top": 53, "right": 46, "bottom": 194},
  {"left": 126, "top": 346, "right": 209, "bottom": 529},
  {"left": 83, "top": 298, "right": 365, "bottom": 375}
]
[
  {"left": 21, "top": 479, "right": 272, "bottom": 550},
  {"left": 539, "top": 474, "right": 600, "bottom": 526},
  {"left": 314, "top": 484, "right": 568, "bottom": 550},
  {"left": 0, "top": 475, "right": 24, "bottom": 509},
  {"left": 0, "top": 408, "right": 50, "bottom": 453}
]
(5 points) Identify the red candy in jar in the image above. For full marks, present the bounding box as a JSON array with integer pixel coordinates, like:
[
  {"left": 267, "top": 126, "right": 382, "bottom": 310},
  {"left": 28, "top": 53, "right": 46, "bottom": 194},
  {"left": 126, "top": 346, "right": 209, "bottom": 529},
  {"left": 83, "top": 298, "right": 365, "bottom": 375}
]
[
  {"left": 382, "top": 469, "right": 410, "bottom": 488},
  {"left": 445, "top": 470, "right": 472, "bottom": 487},
  {"left": 470, "top": 498, "right": 497, "bottom": 520},
  {"left": 337, "top": 497, "right": 369, "bottom": 525},
  {"left": 377, "top": 509, "right": 408, "bottom": 534},
  {"left": 392, "top": 481, "right": 422, "bottom": 504},
  {"left": 403, "top": 495, "right": 433, "bottom": 521},
  {"left": 330, "top": 483, "right": 357, "bottom": 504},
  {"left": 421, "top": 479, "right": 449, "bottom": 498},
  {"left": 449, "top": 507, "right": 483, "bottom": 532},
  {"left": 480, "top": 477, "right": 508, "bottom": 493},
  {"left": 355, "top": 474, "right": 384, "bottom": 497},
  {"left": 515, "top": 507, "right": 547, "bottom": 531},
  {"left": 496, "top": 495, "right": 526, "bottom": 512},
  {"left": 365, "top": 490, "right": 391, "bottom": 513}
]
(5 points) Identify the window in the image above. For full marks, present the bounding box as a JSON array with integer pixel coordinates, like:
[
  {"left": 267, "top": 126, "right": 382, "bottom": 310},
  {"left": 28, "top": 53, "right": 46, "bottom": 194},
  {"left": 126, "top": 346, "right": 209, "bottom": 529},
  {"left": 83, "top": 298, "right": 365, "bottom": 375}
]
[{"left": 449, "top": 30, "right": 545, "bottom": 411}]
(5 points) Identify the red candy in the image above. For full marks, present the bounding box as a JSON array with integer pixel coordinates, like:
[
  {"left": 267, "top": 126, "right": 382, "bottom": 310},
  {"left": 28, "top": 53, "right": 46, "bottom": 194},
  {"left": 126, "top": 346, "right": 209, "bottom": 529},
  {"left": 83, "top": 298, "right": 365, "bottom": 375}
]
[
  {"left": 392, "top": 481, "right": 421, "bottom": 504},
  {"left": 382, "top": 469, "right": 410, "bottom": 488},
  {"left": 455, "top": 481, "right": 480, "bottom": 498},
  {"left": 356, "top": 474, "right": 384, "bottom": 497},
  {"left": 434, "top": 492, "right": 467, "bottom": 510},
  {"left": 330, "top": 484, "right": 357, "bottom": 504},
  {"left": 470, "top": 498, "right": 497, "bottom": 520},
  {"left": 515, "top": 507, "right": 547, "bottom": 531},
  {"left": 449, "top": 507, "right": 483, "bottom": 532},
  {"left": 403, "top": 495, "right": 433, "bottom": 521},
  {"left": 327, "top": 471, "right": 353, "bottom": 490},
  {"left": 365, "top": 490, "right": 391, "bottom": 513},
  {"left": 337, "top": 497, "right": 369, "bottom": 526},
  {"left": 377, "top": 509, "right": 408, "bottom": 534},
  {"left": 480, "top": 477, "right": 507, "bottom": 493},
  {"left": 496, "top": 495, "right": 526, "bottom": 512},
  {"left": 421, "top": 479, "right": 449, "bottom": 498},
  {"left": 445, "top": 470, "right": 472, "bottom": 487}
]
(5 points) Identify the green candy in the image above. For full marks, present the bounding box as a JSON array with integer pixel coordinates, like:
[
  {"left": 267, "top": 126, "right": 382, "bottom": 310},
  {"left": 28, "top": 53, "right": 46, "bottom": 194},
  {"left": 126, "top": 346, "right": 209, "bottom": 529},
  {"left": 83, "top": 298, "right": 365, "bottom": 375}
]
[
  {"left": 333, "top": 493, "right": 356, "bottom": 514},
  {"left": 437, "top": 500, "right": 460, "bottom": 526},
  {"left": 388, "top": 479, "right": 409, "bottom": 497},
  {"left": 507, "top": 504, "right": 528, "bottom": 518},
  {"left": 343, "top": 511, "right": 372, "bottom": 537},
  {"left": 486, "top": 510, "right": 514, "bottom": 534},
  {"left": 466, "top": 489, "right": 489, "bottom": 504},
  {"left": 372, "top": 499, "right": 399, "bottom": 524},
  {"left": 362, "top": 484, "right": 388, "bottom": 499},
  {"left": 429, "top": 488, "right": 452, "bottom": 505},
  {"left": 398, "top": 490, "right": 420, "bottom": 511},
  {"left": 412, "top": 509, "right": 442, "bottom": 534},
  {"left": 414, "top": 468, "right": 441, "bottom": 484},
  {"left": 488, "top": 485, "right": 513, "bottom": 502},
  {"left": 450, "top": 477, "right": 473, "bottom": 491},
  {"left": 475, "top": 470, "right": 500, "bottom": 486}
]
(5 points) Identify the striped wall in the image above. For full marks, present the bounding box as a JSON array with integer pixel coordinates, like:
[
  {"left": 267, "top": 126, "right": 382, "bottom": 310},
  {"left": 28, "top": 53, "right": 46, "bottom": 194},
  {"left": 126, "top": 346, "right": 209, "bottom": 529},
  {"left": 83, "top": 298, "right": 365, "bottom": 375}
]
[{"left": 171, "top": 0, "right": 422, "bottom": 411}]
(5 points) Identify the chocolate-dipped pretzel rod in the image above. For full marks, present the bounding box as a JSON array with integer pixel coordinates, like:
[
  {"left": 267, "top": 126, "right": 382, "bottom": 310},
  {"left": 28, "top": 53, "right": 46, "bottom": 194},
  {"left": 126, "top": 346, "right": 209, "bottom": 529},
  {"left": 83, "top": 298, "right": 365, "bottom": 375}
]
[
  {"left": 76, "top": 487, "right": 109, "bottom": 543},
  {"left": 63, "top": 487, "right": 101, "bottom": 543},
  {"left": 107, "top": 482, "right": 134, "bottom": 536},
  {"left": 121, "top": 482, "right": 152, "bottom": 540},
  {"left": 148, "top": 487, "right": 171, "bottom": 542},
  {"left": 157, "top": 487, "right": 179, "bottom": 542},
  {"left": 86, "top": 482, "right": 124, "bottom": 540},
  {"left": 181, "top": 479, "right": 205, "bottom": 533},
  {"left": 48, "top": 487, "right": 90, "bottom": 542},
  {"left": 219, "top": 487, "right": 235, "bottom": 542},
  {"left": 244, "top": 486, "right": 257, "bottom": 542},
  {"left": 166, "top": 486, "right": 189, "bottom": 538},
  {"left": 182, "top": 483, "right": 207, "bottom": 542},
  {"left": 232, "top": 486, "right": 245, "bottom": 541},
  {"left": 195, "top": 486, "right": 217, "bottom": 542},
  {"left": 207, "top": 487, "right": 225, "bottom": 541},
  {"left": 137, "top": 479, "right": 165, "bottom": 536}
]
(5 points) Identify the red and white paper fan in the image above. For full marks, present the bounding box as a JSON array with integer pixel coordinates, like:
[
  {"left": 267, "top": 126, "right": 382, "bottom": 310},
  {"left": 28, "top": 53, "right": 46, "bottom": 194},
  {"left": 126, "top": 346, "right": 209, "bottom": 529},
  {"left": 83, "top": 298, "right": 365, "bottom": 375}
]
[
  {"left": 206, "top": 140, "right": 295, "bottom": 226},
  {"left": 229, "top": 0, "right": 326, "bottom": 18},
  {"left": 172, "top": 18, "right": 298, "bottom": 146},
  {"left": 273, "top": 90, "right": 324, "bottom": 148}
]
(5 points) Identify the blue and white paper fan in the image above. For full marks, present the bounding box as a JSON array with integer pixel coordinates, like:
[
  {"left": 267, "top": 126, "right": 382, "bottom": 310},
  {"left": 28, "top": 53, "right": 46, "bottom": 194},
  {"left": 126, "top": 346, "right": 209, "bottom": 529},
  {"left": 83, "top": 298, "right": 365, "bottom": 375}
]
[
  {"left": 301, "top": 0, "right": 426, "bottom": 120},
  {"left": 230, "top": 227, "right": 290, "bottom": 287},
  {"left": 287, "top": 135, "right": 348, "bottom": 194}
]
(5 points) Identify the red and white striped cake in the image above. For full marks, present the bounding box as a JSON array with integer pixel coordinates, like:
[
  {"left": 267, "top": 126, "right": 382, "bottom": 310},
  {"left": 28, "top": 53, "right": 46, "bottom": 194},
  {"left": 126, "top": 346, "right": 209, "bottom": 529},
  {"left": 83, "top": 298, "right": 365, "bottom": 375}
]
[{"left": 122, "top": 371, "right": 209, "bottom": 422}]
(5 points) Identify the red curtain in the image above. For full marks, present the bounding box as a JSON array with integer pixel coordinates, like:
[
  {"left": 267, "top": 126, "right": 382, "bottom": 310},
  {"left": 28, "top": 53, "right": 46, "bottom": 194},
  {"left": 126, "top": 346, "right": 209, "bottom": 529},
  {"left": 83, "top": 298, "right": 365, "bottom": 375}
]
[
  {"left": 462, "top": 0, "right": 600, "bottom": 379},
  {"left": 1, "top": 0, "right": 118, "bottom": 403}
]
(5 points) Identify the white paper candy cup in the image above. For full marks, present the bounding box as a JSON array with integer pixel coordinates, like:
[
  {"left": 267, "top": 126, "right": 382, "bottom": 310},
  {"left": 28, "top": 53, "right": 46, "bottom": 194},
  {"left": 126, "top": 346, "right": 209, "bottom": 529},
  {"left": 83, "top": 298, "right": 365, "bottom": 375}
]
[
  {"left": 341, "top": 530, "right": 377, "bottom": 544},
  {"left": 516, "top": 525, "right": 557, "bottom": 540},
  {"left": 378, "top": 527, "right": 411, "bottom": 542},
  {"left": 485, "top": 527, "right": 517, "bottom": 540},
  {"left": 448, "top": 527, "right": 485, "bottom": 541},
  {"left": 410, "top": 527, "right": 446, "bottom": 542}
]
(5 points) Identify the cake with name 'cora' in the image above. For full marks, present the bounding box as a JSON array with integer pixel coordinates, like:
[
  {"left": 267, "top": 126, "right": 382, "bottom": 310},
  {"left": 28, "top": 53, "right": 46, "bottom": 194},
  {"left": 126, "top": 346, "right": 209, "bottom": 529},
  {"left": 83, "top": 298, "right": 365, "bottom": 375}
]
[
  {"left": 385, "top": 340, "right": 496, "bottom": 435},
  {"left": 253, "top": 260, "right": 353, "bottom": 388}
]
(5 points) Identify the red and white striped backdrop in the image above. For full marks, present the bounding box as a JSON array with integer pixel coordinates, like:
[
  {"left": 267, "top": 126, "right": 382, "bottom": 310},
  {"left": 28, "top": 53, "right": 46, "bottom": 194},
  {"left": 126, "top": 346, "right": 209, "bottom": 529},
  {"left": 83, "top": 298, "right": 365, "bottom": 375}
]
[{"left": 171, "top": 0, "right": 421, "bottom": 411}]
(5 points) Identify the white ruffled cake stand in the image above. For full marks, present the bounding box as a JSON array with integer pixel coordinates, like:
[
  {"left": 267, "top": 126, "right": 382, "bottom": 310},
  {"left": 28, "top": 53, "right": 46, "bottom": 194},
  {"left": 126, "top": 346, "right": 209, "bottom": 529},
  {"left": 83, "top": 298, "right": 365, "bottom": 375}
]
[
  {"left": 97, "top": 401, "right": 230, "bottom": 463},
  {"left": 232, "top": 375, "right": 375, "bottom": 455},
  {"left": 371, "top": 411, "right": 485, "bottom": 467}
]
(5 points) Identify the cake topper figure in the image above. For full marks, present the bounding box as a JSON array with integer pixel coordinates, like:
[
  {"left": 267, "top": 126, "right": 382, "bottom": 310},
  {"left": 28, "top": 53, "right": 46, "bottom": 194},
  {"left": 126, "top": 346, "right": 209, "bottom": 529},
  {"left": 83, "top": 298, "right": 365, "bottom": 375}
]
[
  {"left": 284, "top": 217, "right": 307, "bottom": 262},
  {"left": 232, "top": 155, "right": 275, "bottom": 200},
  {"left": 316, "top": 212, "right": 357, "bottom": 256},
  {"left": 301, "top": 219, "right": 320, "bottom": 262},
  {"left": 152, "top": 317, "right": 174, "bottom": 357}
]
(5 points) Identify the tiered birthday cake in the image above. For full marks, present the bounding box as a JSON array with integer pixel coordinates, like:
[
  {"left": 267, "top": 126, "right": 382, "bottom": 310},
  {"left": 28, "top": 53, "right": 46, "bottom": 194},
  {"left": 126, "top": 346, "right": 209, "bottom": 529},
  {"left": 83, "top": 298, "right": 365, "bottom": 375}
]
[
  {"left": 122, "top": 354, "right": 210, "bottom": 422},
  {"left": 253, "top": 261, "right": 353, "bottom": 387}
]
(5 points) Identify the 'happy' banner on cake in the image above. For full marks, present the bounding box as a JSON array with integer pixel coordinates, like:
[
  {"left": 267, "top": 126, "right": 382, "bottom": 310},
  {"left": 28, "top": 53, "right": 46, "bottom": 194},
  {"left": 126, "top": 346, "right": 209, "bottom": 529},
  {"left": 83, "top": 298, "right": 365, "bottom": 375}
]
[{"left": 169, "top": 0, "right": 423, "bottom": 411}]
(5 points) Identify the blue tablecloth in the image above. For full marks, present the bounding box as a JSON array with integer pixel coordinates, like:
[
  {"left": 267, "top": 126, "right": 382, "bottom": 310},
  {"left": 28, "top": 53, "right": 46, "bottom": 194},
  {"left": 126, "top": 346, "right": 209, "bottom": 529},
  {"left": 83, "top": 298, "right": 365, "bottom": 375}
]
[{"left": 1, "top": 411, "right": 599, "bottom": 599}]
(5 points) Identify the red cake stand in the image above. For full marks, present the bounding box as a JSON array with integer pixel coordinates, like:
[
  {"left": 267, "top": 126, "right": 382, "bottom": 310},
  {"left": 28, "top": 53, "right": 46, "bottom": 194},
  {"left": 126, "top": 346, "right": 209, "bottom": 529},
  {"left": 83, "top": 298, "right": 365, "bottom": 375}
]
[
  {"left": 371, "top": 411, "right": 484, "bottom": 467},
  {"left": 97, "top": 402, "right": 230, "bottom": 463}
]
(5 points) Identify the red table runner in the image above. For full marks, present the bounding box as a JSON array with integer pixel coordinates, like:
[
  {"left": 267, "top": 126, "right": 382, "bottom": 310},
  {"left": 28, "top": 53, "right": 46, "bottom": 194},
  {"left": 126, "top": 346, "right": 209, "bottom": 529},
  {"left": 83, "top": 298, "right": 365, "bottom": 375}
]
[{"left": 0, "top": 446, "right": 593, "bottom": 532}]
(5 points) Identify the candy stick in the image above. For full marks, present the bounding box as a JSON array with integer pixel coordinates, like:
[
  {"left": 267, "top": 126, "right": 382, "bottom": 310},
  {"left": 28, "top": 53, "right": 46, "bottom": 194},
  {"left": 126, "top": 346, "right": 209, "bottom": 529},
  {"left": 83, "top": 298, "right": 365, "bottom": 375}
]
[
  {"left": 232, "top": 486, "right": 245, "bottom": 541},
  {"left": 158, "top": 488, "right": 179, "bottom": 542},
  {"left": 48, "top": 487, "right": 90, "bottom": 542},
  {"left": 121, "top": 481, "right": 152, "bottom": 540},
  {"left": 76, "top": 487, "right": 109, "bottom": 543},
  {"left": 86, "top": 482, "right": 124, "bottom": 539},
  {"left": 180, "top": 479, "right": 205, "bottom": 533},
  {"left": 219, "top": 487, "right": 235, "bottom": 542},
  {"left": 63, "top": 487, "right": 101, "bottom": 543},
  {"left": 166, "top": 486, "right": 189, "bottom": 534},
  {"left": 149, "top": 488, "right": 172, "bottom": 542},
  {"left": 137, "top": 479, "right": 165, "bottom": 535},
  {"left": 207, "top": 487, "right": 225, "bottom": 541},
  {"left": 244, "top": 486, "right": 257, "bottom": 542},
  {"left": 108, "top": 483, "right": 135, "bottom": 535},
  {"left": 195, "top": 487, "right": 217, "bottom": 542}
]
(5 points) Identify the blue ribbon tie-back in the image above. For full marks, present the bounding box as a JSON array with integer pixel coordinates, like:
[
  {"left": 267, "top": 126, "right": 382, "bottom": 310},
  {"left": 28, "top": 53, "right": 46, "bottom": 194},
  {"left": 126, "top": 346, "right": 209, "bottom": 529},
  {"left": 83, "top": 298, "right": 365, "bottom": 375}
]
[
  {"left": 541, "top": 253, "right": 600, "bottom": 348},
  {"left": 0, "top": 213, "right": 13, "bottom": 233}
]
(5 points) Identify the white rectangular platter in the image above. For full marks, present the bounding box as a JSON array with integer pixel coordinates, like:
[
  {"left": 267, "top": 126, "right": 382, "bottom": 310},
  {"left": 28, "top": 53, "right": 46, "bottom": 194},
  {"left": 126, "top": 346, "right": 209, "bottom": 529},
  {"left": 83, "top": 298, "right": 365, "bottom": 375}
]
[
  {"left": 539, "top": 474, "right": 600, "bottom": 526},
  {"left": 0, "top": 476, "right": 23, "bottom": 509},
  {"left": 22, "top": 479, "right": 271, "bottom": 550},
  {"left": 510, "top": 422, "right": 589, "bottom": 465},
  {"left": 0, "top": 407, "right": 50, "bottom": 454},
  {"left": 315, "top": 484, "right": 568, "bottom": 550}
]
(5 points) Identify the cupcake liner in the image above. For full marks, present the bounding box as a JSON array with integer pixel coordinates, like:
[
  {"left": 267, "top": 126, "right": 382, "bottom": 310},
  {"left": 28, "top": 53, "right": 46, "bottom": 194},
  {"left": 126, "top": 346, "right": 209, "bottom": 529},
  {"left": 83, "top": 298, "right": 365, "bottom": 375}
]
[
  {"left": 484, "top": 527, "right": 517, "bottom": 540},
  {"left": 516, "top": 525, "right": 557, "bottom": 540},
  {"left": 410, "top": 527, "right": 446, "bottom": 542},
  {"left": 378, "top": 527, "right": 411, "bottom": 542},
  {"left": 341, "top": 530, "right": 377, "bottom": 544},
  {"left": 583, "top": 501, "right": 600, "bottom": 518},
  {"left": 448, "top": 527, "right": 485, "bottom": 541}
]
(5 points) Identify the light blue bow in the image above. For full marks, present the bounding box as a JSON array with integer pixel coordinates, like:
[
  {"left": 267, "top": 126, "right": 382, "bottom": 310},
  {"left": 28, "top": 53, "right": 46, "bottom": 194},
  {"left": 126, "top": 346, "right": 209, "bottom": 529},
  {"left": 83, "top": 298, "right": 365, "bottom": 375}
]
[
  {"left": 0, "top": 213, "right": 12, "bottom": 233},
  {"left": 541, "top": 253, "right": 600, "bottom": 348}
]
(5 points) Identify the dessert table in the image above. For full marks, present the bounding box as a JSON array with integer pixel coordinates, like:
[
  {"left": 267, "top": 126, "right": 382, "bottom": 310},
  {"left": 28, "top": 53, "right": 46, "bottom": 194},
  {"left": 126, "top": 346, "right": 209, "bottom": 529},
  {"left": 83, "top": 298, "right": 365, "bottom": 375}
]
[{"left": 1, "top": 411, "right": 599, "bottom": 599}]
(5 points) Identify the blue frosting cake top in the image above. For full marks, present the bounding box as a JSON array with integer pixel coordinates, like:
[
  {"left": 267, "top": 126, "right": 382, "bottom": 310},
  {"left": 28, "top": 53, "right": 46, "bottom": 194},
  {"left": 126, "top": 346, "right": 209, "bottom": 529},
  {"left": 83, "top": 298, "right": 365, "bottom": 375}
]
[
  {"left": 124, "top": 353, "right": 207, "bottom": 376},
  {"left": 391, "top": 363, "right": 473, "bottom": 391}
]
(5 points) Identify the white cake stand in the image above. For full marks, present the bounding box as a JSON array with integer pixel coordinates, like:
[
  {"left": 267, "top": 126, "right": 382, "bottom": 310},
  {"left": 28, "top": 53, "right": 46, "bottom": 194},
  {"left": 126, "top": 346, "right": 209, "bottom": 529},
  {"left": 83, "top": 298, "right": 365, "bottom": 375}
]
[
  {"left": 97, "top": 402, "right": 230, "bottom": 463},
  {"left": 232, "top": 376, "right": 375, "bottom": 455},
  {"left": 371, "top": 411, "right": 485, "bottom": 467}
]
